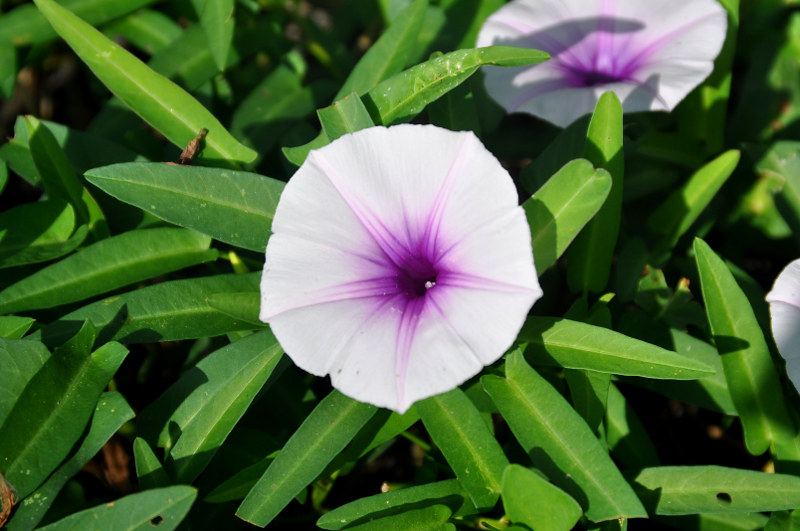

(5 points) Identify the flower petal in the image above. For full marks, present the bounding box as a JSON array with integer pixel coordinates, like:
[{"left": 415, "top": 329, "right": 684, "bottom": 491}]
[
  {"left": 768, "top": 260, "right": 800, "bottom": 394},
  {"left": 477, "top": 0, "right": 728, "bottom": 126},
  {"left": 260, "top": 124, "right": 541, "bottom": 412}
]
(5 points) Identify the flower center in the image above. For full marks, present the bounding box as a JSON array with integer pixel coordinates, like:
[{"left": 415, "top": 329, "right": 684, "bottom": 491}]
[{"left": 396, "top": 257, "right": 438, "bottom": 299}]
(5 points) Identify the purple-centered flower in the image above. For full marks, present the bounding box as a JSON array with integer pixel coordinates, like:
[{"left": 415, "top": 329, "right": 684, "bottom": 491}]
[
  {"left": 767, "top": 259, "right": 800, "bottom": 392},
  {"left": 476, "top": 0, "right": 728, "bottom": 127},
  {"left": 260, "top": 125, "right": 542, "bottom": 412}
]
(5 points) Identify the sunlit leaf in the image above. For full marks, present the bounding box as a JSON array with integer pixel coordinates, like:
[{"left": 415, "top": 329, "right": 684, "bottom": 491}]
[{"left": 32, "top": 0, "right": 256, "bottom": 165}]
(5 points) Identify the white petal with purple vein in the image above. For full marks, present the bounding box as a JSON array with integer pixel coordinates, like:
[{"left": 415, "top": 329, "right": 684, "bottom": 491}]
[{"left": 260, "top": 124, "right": 541, "bottom": 412}]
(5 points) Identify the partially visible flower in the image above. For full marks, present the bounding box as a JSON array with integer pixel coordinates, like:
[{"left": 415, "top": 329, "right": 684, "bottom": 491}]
[
  {"left": 260, "top": 125, "right": 542, "bottom": 413},
  {"left": 767, "top": 259, "right": 800, "bottom": 392},
  {"left": 476, "top": 0, "right": 728, "bottom": 127}
]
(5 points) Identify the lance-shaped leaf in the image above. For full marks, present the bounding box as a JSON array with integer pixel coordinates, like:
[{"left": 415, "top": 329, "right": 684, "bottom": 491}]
[
  {"left": 648, "top": 150, "right": 740, "bottom": 248},
  {"left": 37, "top": 486, "right": 196, "bottom": 531},
  {"left": 34, "top": 273, "right": 261, "bottom": 347},
  {"left": 318, "top": 479, "right": 477, "bottom": 530},
  {"left": 502, "top": 464, "right": 583, "bottom": 531},
  {"left": 623, "top": 329, "right": 736, "bottom": 416},
  {"left": 522, "top": 158, "right": 611, "bottom": 273},
  {"left": 200, "top": 0, "right": 235, "bottom": 71},
  {"left": 133, "top": 438, "right": 171, "bottom": 491},
  {"left": 519, "top": 317, "right": 715, "bottom": 380},
  {"left": 32, "top": 0, "right": 256, "bottom": 165},
  {"left": 0, "top": 199, "right": 87, "bottom": 270},
  {"left": 568, "top": 92, "right": 624, "bottom": 294},
  {"left": 694, "top": 238, "right": 796, "bottom": 455},
  {"left": 206, "top": 292, "right": 262, "bottom": 326},
  {"left": 283, "top": 0, "right": 429, "bottom": 166},
  {"left": 630, "top": 466, "right": 800, "bottom": 515},
  {"left": 364, "top": 46, "right": 549, "bottom": 125},
  {"left": 104, "top": 9, "right": 183, "bottom": 55},
  {"left": 24, "top": 117, "right": 84, "bottom": 219},
  {"left": 482, "top": 351, "right": 647, "bottom": 522},
  {"left": 417, "top": 388, "right": 509, "bottom": 509},
  {"left": 230, "top": 65, "right": 319, "bottom": 164},
  {"left": 237, "top": 391, "right": 377, "bottom": 527},
  {"left": 333, "top": 505, "right": 454, "bottom": 531},
  {"left": 0, "top": 228, "right": 217, "bottom": 314},
  {"left": 86, "top": 163, "right": 284, "bottom": 252},
  {"left": 0, "top": 0, "right": 159, "bottom": 48},
  {"left": 0, "top": 322, "right": 128, "bottom": 499},
  {"left": 0, "top": 338, "right": 51, "bottom": 427},
  {"left": 139, "top": 330, "right": 285, "bottom": 483},
  {"left": 339, "top": 0, "right": 427, "bottom": 99},
  {"left": 317, "top": 93, "right": 375, "bottom": 142},
  {"left": 0, "top": 317, "right": 35, "bottom": 339},
  {"left": 6, "top": 391, "right": 134, "bottom": 531},
  {"left": 25, "top": 116, "right": 107, "bottom": 239},
  {"left": 606, "top": 383, "right": 660, "bottom": 470}
]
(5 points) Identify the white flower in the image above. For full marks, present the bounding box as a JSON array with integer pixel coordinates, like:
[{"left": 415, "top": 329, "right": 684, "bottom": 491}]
[
  {"left": 767, "top": 259, "right": 800, "bottom": 391},
  {"left": 260, "top": 125, "right": 542, "bottom": 412},
  {"left": 477, "top": 0, "right": 728, "bottom": 127}
]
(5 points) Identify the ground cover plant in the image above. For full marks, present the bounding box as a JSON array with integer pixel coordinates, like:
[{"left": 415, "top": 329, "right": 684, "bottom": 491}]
[{"left": 3, "top": 0, "right": 800, "bottom": 529}]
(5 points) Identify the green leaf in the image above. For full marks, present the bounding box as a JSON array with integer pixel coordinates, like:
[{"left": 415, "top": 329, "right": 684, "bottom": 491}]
[
  {"left": 0, "top": 0, "right": 160, "bottom": 47},
  {"left": 1, "top": 117, "right": 145, "bottom": 185},
  {"left": 5, "top": 391, "right": 134, "bottom": 531},
  {"left": 37, "top": 486, "right": 196, "bottom": 531},
  {"left": 0, "top": 160, "right": 7, "bottom": 194},
  {"left": 104, "top": 9, "right": 182, "bottom": 55},
  {"left": 0, "top": 338, "right": 51, "bottom": 427},
  {"left": 630, "top": 466, "right": 800, "bottom": 515},
  {"left": 34, "top": 273, "right": 261, "bottom": 347},
  {"left": 204, "top": 454, "right": 276, "bottom": 503},
  {"left": 523, "top": 159, "right": 611, "bottom": 273},
  {"left": 86, "top": 163, "right": 284, "bottom": 252},
  {"left": 520, "top": 115, "right": 590, "bottom": 194},
  {"left": 606, "top": 383, "right": 660, "bottom": 469},
  {"left": 519, "top": 317, "right": 715, "bottom": 380},
  {"left": 694, "top": 238, "right": 795, "bottom": 455},
  {"left": 133, "top": 438, "right": 171, "bottom": 490},
  {"left": 427, "top": 79, "right": 481, "bottom": 133},
  {"left": 318, "top": 92, "right": 376, "bottom": 142},
  {"left": 281, "top": 0, "right": 431, "bottom": 167},
  {"left": 648, "top": 150, "right": 740, "bottom": 248},
  {"left": 417, "top": 389, "right": 508, "bottom": 509},
  {"left": 337, "top": 0, "right": 427, "bottom": 100},
  {"left": 200, "top": 0, "right": 235, "bottom": 71},
  {"left": 0, "top": 317, "right": 35, "bottom": 339},
  {"left": 364, "top": 46, "right": 549, "bottom": 125},
  {"left": 230, "top": 65, "right": 318, "bottom": 164},
  {"left": 25, "top": 115, "right": 107, "bottom": 238},
  {"left": 482, "top": 350, "right": 647, "bottom": 522},
  {"left": 0, "top": 45, "right": 16, "bottom": 99},
  {"left": 0, "top": 322, "right": 128, "bottom": 499},
  {"left": 337, "top": 505, "right": 454, "bottom": 531},
  {"left": 0, "top": 200, "right": 87, "bottom": 269},
  {"left": 318, "top": 479, "right": 477, "bottom": 530},
  {"left": 140, "top": 330, "right": 284, "bottom": 483},
  {"left": 206, "top": 292, "right": 263, "bottom": 326},
  {"left": 625, "top": 328, "right": 736, "bottom": 416},
  {"left": 0, "top": 206, "right": 89, "bottom": 269},
  {"left": 568, "top": 92, "right": 624, "bottom": 294},
  {"left": 32, "top": 0, "right": 256, "bottom": 165},
  {"left": 0, "top": 228, "right": 217, "bottom": 314},
  {"left": 501, "top": 464, "right": 583, "bottom": 531},
  {"left": 767, "top": 509, "right": 800, "bottom": 531},
  {"left": 237, "top": 391, "right": 377, "bottom": 527}
]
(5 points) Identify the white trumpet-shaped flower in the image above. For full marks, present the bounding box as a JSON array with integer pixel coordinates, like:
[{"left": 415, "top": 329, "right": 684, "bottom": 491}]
[
  {"left": 477, "top": 0, "right": 728, "bottom": 127},
  {"left": 767, "top": 259, "right": 800, "bottom": 392},
  {"left": 260, "top": 124, "right": 542, "bottom": 412}
]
